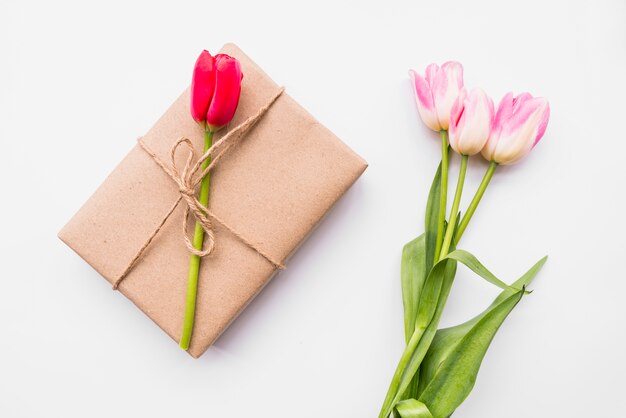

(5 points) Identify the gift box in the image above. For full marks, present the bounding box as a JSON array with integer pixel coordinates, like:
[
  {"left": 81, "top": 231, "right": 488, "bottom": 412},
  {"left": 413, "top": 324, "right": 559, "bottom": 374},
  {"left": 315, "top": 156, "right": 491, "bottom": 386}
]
[{"left": 58, "top": 43, "right": 367, "bottom": 358}]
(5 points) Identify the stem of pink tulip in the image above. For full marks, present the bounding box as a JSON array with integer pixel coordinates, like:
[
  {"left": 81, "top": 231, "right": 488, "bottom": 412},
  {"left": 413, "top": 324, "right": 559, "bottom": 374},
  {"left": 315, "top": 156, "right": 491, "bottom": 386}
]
[
  {"left": 455, "top": 160, "right": 497, "bottom": 244},
  {"left": 439, "top": 154, "right": 468, "bottom": 259},
  {"left": 180, "top": 126, "right": 214, "bottom": 351},
  {"left": 434, "top": 130, "right": 449, "bottom": 262}
]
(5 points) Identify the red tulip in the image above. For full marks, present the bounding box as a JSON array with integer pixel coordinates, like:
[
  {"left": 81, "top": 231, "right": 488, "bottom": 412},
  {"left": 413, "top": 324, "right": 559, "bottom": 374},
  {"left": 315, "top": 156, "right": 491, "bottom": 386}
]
[{"left": 190, "top": 50, "right": 243, "bottom": 132}]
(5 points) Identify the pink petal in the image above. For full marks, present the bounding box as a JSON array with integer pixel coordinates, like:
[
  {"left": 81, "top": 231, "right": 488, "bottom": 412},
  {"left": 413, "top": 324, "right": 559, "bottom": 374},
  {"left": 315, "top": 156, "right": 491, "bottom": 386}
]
[
  {"left": 409, "top": 69, "right": 441, "bottom": 131},
  {"left": 450, "top": 88, "right": 467, "bottom": 130},
  {"left": 533, "top": 99, "right": 550, "bottom": 146},
  {"left": 492, "top": 92, "right": 515, "bottom": 131},
  {"left": 409, "top": 69, "right": 435, "bottom": 111},
  {"left": 441, "top": 61, "right": 464, "bottom": 89},
  {"left": 432, "top": 61, "right": 464, "bottom": 129},
  {"left": 424, "top": 63, "right": 439, "bottom": 87},
  {"left": 448, "top": 88, "right": 467, "bottom": 151},
  {"left": 502, "top": 96, "right": 544, "bottom": 138}
]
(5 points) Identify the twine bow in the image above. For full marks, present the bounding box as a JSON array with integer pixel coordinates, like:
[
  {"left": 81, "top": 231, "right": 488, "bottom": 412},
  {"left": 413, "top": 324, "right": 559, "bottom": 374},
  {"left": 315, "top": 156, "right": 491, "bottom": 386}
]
[{"left": 112, "top": 87, "right": 286, "bottom": 290}]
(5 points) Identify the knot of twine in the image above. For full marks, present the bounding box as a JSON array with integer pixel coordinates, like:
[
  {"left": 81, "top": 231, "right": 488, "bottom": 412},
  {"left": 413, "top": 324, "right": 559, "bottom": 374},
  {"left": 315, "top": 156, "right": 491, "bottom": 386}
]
[{"left": 112, "top": 87, "right": 286, "bottom": 290}]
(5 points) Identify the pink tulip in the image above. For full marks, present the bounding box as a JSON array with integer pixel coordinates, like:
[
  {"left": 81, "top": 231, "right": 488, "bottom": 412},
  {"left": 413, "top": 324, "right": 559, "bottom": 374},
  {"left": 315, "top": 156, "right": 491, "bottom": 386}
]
[
  {"left": 481, "top": 92, "right": 550, "bottom": 165},
  {"left": 409, "top": 62, "right": 464, "bottom": 131},
  {"left": 190, "top": 50, "right": 243, "bottom": 132},
  {"left": 448, "top": 88, "right": 494, "bottom": 156}
]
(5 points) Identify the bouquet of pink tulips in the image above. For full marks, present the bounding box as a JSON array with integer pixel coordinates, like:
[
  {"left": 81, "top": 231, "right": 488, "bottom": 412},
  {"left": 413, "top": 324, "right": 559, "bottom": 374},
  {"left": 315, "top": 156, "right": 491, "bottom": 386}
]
[{"left": 378, "top": 62, "right": 550, "bottom": 418}]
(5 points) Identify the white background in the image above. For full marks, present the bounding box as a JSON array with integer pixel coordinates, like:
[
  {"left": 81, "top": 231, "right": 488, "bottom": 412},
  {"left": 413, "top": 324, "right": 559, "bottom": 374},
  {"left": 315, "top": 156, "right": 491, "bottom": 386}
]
[{"left": 1, "top": 0, "right": 624, "bottom": 416}]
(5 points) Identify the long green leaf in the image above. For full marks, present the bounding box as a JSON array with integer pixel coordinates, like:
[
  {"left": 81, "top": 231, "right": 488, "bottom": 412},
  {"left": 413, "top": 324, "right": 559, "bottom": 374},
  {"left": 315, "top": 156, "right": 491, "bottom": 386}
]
[
  {"left": 396, "top": 399, "right": 434, "bottom": 418},
  {"left": 424, "top": 163, "right": 442, "bottom": 274},
  {"left": 401, "top": 165, "right": 443, "bottom": 343},
  {"left": 379, "top": 257, "right": 458, "bottom": 418},
  {"left": 413, "top": 248, "right": 521, "bottom": 336},
  {"left": 401, "top": 234, "right": 427, "bottom": 343},
  {"left": 400, "top": 235, "right": 428, "bottom": 402},
  {"left": 444, "top": 249, "right": 521, "bottom": 293},
  {"left": 382, "top": 245, "right": 534, "bottom": 417},
  {"left": 417, "top": 256, "right": 547, "bottom": 396},
  {"left": 380, "top": 217, "right": 463, "bottom": 418},
  {"left": 418, "top": 290, "right": 525, "bottom": 418},
  {"left": 399, "top": 162, "right": 441, "bottom": 403}
]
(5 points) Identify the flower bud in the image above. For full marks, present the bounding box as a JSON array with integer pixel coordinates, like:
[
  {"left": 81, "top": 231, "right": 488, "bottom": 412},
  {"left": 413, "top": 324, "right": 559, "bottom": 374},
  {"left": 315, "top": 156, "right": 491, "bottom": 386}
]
[
  {"left": 409, "top": 61, "right": 464, "bottom": 131},
  {"left": 190, "top": 51, "right": 243, "bottom": 132},
  {"left": 449, "top": 88, "right": 494, "bottom": 156},
  {"left": 481, "top": 92, "right": 550, "bottom": 165}
]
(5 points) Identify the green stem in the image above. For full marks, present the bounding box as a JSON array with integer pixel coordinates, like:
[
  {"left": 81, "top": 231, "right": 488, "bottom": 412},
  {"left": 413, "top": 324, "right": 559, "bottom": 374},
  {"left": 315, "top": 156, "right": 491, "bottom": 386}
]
[
  {"left": 180, "top": 127, "right": 214, "bottom": 351},
  {"left": 455, "top": 160, "right": 497, "bottom": 244},
  {"left": 439, "top": 154, "right": 468, "bottom": 259},
  {"left": 379, "top": 326, "right": 427, "bottom": 418},
  {"left": 434, "top": 130, "right": 449, "bottom": 262}
]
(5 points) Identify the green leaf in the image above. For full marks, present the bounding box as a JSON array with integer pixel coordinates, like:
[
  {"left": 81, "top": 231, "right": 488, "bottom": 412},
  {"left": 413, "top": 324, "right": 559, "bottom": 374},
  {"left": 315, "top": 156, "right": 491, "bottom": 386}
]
[
  {"left": 400, "top": 234, "right": 428, "bottom": 401},
  {"left": 379, "top": 257, "right": 458, "bottom": 418},
  {"left": 401, "top": 234, "right": 427, "bottom": 343},
  {"left": 396, "top": 399, "right": 434, "bottom": 418},
  {"left": 398, "top": 162, "right": 442, "bottom": 404},
  {"left": 416, "top": 256, "right": 548, "bottom": 416},
  {"left": 443, "top": 249, "right": 519, "bottom": 293},
  {"left": 424, "top": 163, "right": 442, "bottom": 274},
  {"left": 418, "top": 290, "right": 525, "bottom": 418},
  {"left": 385, "top": 217, "right": 525, "bottom": 416},
  {"left": 383, "top": 241, "right": 530, "bottom": 417},
  {"left": 412, "top": 247, "right": 518, "bottom": 339},
  {"left": 380, "top": 216, "right": 465, "bottom": 418},
  {"left": 418, "top": 256, "right": 547, "bottom": 394}
]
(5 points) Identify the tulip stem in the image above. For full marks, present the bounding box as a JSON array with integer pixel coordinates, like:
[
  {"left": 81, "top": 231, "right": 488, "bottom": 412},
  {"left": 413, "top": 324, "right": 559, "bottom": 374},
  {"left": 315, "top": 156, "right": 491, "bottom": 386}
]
[
  {"left": 439, "top": 154, "right": 468, "bottom": 259},
  {"left": 455, "top": 161, "right": 497, "bottom": 244},
  {"left": 434, "top": 130, "right": 449, "bottom": 262},
  {"left": 180, "top": 126, "right": 214, "bottom": 351}
]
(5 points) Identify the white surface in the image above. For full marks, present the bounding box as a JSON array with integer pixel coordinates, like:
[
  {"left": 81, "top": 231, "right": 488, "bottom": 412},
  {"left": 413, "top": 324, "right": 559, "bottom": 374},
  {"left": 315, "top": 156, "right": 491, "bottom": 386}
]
[{"left": 1, "top": 0, "right": 625, "bottom": 416}]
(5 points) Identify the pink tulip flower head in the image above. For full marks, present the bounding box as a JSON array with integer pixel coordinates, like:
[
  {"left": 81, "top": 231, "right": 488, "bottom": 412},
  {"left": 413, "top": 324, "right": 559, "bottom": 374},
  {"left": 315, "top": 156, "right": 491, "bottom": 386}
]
[
  {"left": 409, "top": 62, "right": 464, "bottom": 131},
  {"left": 449, "top": 88, "right": 495, "bottom": 156},
  {"left": 482, "top": 92, "right": 550, "bottom": 165}
]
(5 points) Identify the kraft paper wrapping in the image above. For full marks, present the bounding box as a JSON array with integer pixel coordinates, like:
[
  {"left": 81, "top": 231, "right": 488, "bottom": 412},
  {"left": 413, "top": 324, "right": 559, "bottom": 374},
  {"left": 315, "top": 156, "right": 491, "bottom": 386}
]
[{"left": 58, "top": 43, "right": 367, "bottom": 358}]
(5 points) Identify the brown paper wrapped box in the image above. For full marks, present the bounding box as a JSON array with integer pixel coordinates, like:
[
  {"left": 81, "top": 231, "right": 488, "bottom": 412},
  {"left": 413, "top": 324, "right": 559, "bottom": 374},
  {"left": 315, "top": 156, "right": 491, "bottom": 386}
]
[{"left": 58, "top": 43, "right": 367, "bottom": 358}]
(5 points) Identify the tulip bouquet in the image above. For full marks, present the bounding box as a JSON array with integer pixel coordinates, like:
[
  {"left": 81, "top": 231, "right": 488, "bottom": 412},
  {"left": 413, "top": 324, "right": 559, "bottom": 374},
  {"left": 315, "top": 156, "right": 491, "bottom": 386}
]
[{"left": 379, "top": 63, "right": 550, "bottom": 418}]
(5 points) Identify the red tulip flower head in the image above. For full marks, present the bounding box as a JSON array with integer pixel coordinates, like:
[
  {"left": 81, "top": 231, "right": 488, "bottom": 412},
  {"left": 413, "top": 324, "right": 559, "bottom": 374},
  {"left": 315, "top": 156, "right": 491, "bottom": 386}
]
[{"left": 190, "top": 50, "right": 243, "bottom": 132}]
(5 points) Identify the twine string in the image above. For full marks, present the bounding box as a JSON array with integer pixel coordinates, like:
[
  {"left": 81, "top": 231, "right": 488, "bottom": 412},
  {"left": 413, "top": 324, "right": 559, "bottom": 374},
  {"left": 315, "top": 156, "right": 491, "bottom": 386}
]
[{"left": 112, "top": 88, "right": 286, "bottom": 290}]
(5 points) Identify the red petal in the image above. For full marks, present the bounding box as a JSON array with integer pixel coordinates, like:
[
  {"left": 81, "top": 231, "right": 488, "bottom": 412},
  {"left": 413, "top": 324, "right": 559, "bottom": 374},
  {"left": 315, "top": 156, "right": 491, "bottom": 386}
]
[
  {"left": 206, "top": 54, "right": 243, "bottom": 131},
  {"left": 190, "top": 50, "right": 216, "bottom": 123}
]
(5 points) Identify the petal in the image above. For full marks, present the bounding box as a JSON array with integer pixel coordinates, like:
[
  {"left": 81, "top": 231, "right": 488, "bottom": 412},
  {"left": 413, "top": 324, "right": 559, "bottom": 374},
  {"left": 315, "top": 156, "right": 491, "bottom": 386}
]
[
  {"left": 190, "top": 50, "right": 216, "bottom": 123},
  {"left": 441, "top": 61, "right": 464, "bottom": 89},
  {"left": 448, "top": 88, "right": 467, "bottom": 153},
  {"left": 206, "top": 54, "right": 243, "bottom": 131},
  {"left": 409, "top": 69, "right": 441, "bottom": 131},
  {"left": 432, "top": 61, "right": 464, "bottom": 129},
  {"left": 457, "top": 88, "right": 494, "bottom": 155},
  {"left": 491, "top": 98, "right": 548, "bottom": 164},
  {"left": 533, "top": 98, "right": 550, "bottom": 146},
  {"left": 492, "top": 92, "right": 515, "bottom": 132},
  {"left": 481, "top": 134, "right": 498, "bottom": 162},
  {"left": 424, "top": 63, "right": 440, "bottom": 87},
  {"left": 501, "top": 95, "right": 543, "bottom": 139},
  {"left": 482, "top": 93, "right": 513, "bottom": 161},
  {"left": 512, "top": 92, "right": 533, "bottom": 113},
  {"left": 490, "top": 128, "right": 533, "bottom": 165}
]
